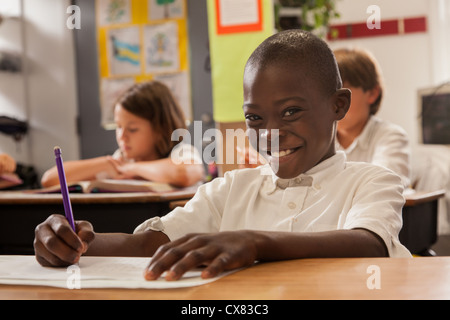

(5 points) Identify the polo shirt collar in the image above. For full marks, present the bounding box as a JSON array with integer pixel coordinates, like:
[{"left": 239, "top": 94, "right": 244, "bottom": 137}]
[
  {"left": 266, "top": 151, "right": 347, "bottom": 193},
  {"left": 337, "top": 116, "right": 376, "bottom": 152}
]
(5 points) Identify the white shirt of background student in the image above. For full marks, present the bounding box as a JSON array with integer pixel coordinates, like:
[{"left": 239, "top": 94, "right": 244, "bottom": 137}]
[{"left": 336, "top": 84, "right": 411, "bottom": 188}]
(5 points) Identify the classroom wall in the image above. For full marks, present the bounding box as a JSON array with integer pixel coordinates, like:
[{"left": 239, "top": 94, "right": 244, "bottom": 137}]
[
  {"left": 1, "top": 0, "right": 449, "bottom": 180},
  {"left": 327, "top": 0, "right": 450, "bottom": 146},
  {"left": 73, "top": 0, "right": 117, "bottom": 159},
  {"left": 0, "top": 0, "right": 30, "bottom": 164},
  {"left": 0, "top": 0, "right": 79, "bottom": 176}
]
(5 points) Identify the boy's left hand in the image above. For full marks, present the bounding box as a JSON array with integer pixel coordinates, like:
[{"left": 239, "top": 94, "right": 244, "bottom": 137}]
[{"left": 144, "top": 231, "right": 258, "bottom": 281}]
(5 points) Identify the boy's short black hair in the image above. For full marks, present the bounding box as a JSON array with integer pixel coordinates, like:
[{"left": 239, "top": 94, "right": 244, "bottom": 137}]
[{"left": 246, "top": 30, "right": 342, "bottom": 96}]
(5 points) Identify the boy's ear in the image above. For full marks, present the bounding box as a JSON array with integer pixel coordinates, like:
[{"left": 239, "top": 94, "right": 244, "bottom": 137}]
[
  {"left": 367, "top": 85, "right": 381, "bottom": 105},
  {"left": 332, "top": 88, "right": 351, "bottom": 120}
]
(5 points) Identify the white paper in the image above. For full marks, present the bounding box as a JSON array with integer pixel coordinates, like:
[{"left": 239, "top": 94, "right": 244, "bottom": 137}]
[
  {"left": 100, "top": 77, "right": 135, "bottom": 128},
  {"left": 0, "top": 256, "right": 233, "bottom": 289},
  {"left": 148, "top": 0, "right": 185, "bottom": 20},
  {"left": 219, "top": 0, "right": 259, "bottom": 27},
  {"left": 108, "top": 27, "right": 142, "bottom": 76},
  {"left": 144, "top": 22, "right": 179, "bottom": 74},
  {"left": 97, "top": 0, "right": 132, "bottom": 26},
  {"left": 154, "top": 72, "right": 192, "bottom": 120}
]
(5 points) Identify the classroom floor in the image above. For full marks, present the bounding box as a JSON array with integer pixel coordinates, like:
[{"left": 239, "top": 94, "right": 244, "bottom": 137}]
[{"left": 431, "top": 235, "right": 450, "bottom": 256}]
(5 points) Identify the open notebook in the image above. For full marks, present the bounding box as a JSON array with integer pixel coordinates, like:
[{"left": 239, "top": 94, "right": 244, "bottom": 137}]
[
  {"left": 0, "top": 256, "right": 235, "bottom": 289},
  {"left": 32, "top": 179, "right": 174, "bottom": 194}
]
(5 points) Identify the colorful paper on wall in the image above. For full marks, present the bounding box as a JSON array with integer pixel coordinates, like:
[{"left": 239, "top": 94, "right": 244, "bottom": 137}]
[
  {"left": 149, "top": 0, "right": 185, "bottom": 20},
  {"left": 100, "top": 77, "right": 135, "bottom": 128},
  {"left": 207, "top": 0, "right": 274, "bottom": 123},
  {"left": 154, "top": 72, "right": 191, "bottom": 121},
  {"left": 108, "top": 26, "right": 141, "bottom": 76},
  {"left": 98, "top": 0, "right": 132, "bottom": 26},
  {"left": 144, "top": 22, "right": 180, "bottom": 74},
  {"left": 96, "top": 0, "right": 191, "bottom": 127}
]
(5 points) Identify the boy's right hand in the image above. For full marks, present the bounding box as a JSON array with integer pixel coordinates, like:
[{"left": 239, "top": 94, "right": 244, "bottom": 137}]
[{"left": 34, "top": 214, "right": 95, "bottom": 267}]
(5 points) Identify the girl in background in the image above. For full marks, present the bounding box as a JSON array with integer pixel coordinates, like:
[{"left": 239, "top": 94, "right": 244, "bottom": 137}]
[{"left": 41, "top": 81, "right": 204, "bottom": 188}]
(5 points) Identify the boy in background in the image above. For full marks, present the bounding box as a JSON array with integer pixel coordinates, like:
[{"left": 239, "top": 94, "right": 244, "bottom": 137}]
[{"left": 334, "top": 48, "right": 411, "bottom": 188}]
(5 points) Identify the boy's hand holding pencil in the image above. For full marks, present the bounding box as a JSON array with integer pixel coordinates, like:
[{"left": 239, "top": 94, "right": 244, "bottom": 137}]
[{"left": 34, "top": 214, "right": 94, "bottom": 267}]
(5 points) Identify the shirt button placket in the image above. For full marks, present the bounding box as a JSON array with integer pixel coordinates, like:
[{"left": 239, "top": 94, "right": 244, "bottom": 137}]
[{"left": 287, "top": 201, "right": 298, "bottom": 231}]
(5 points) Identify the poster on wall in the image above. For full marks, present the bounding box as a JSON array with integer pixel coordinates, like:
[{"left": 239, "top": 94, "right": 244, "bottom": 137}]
[
  {"left": 96, "top": 0, "right": 192, "bottom": 128},
  {"left": 107, "top": 26, "right": 142, "bottom": 76},
  {"left": 144, "top": 22, "right": 180, "bottom": 74},
  {"left": 148, "top": 0, "right": 185, "bottom": 20},
  {"left": 154, "top": 72, "right": 191, "bottom": 120},
  {"left": 98, "top": 0, "right": 132, "bottom": 26},
  {"left": 215, "top": 0, "right": 263, "bottom": 35},
  {"left": 100, "top": 77, "right": 135, "bottom": 128}
]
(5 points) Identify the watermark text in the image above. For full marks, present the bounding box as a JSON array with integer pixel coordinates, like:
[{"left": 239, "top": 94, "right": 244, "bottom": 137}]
[
  {"left": 366, "top": 265, "right": 381, "bottom": 290},
  {"left": 67, "top": 5, "right": 81, "bottom": 30}
]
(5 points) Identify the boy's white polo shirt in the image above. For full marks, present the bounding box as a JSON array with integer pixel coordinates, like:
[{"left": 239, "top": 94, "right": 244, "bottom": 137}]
[{"left": 135, "top": 151, "right": 411, "bottom": 258}]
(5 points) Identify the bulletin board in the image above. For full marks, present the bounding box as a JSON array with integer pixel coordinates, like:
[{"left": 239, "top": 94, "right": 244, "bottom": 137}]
[
  {"left": 207, "top": 0, "right": 273, "bottom": 123},
  {"left": 96, "top": 0, "right": 191, "bottom": 128}
]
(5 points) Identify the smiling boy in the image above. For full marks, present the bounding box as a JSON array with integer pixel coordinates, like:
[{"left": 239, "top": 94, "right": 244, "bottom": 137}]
[{"left": 34, "top": 30, "right": 411, "bottom": 281}]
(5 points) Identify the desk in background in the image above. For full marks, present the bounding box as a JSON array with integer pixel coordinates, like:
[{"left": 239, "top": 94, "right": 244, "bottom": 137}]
[
  {"left": 0, "top": 188, "right": 445, "bottom": 256},
  {"left": 0, "top": 187, "right": 197, "bottom": 254},
  {"left": 401, "top": 189, "right": 445, "bottom": 255},
  {"left": 0, "top": 257, "right": 449, "bottom": 300}
]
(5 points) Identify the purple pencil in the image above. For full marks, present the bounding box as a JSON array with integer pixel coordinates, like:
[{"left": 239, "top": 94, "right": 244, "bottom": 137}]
[{"left": 54, "top": 146, "right": 76, "bottom": 231}]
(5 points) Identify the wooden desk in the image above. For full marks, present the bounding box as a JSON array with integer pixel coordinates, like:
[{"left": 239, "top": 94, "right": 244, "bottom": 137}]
[
  {"left": 0, "top": 257, "right": 449, "bottom": 300},
  {"left": 404, "top": 189, "right": 446, "bottom": 206},
  {"left": 401, "top": 190, "right": 446, "bottom": 255},
  {"left": 0, "top": 187, "right": 197, "bottom": 255},
  {"left": 0, "top": 187, "right": 444, "bottom": 256}
]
